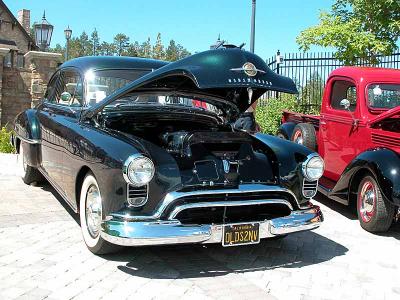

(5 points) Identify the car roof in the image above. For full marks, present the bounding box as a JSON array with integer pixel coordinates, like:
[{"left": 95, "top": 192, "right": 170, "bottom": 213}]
[
  {"left": 330, "top": 66, "right": 400, "bottom": 83},
  {"left": 60, "top": 56, "right": 169, "bottom": 73}
]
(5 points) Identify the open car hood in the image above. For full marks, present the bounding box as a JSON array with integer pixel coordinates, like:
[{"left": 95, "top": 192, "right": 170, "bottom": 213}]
[
  {"left": 83, "top": 49, "right": 297, "bottom": 119},
  {"left": 369, "top": 106, "right": 400, "bottom": 127}
]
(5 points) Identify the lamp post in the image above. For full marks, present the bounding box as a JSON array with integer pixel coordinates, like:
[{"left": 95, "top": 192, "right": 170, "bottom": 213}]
[
  {"left": 250, "top": 0, "right": 256, "bottom": 53},
  {"left": 33, "top": 11, "right": 53, "bottom": 51},
  {"left": 64, "top": 26, "right": 72, "bottom": 61}
]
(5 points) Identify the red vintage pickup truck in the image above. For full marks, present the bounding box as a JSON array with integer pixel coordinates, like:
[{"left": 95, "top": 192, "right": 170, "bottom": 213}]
[{"left": 278, "top": 67, "right": 400, "bottom": 232}]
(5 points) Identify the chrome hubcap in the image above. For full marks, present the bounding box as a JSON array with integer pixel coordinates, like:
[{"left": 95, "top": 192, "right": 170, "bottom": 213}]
[
  {"left": 85, "top": 185, "right": 102, "bottom": 238},
  {"left": 359, "top": 181, "right": 376, "bottom": 223},
  {"left": 293, "top": 131, "right": 303, "bottom": 145}
]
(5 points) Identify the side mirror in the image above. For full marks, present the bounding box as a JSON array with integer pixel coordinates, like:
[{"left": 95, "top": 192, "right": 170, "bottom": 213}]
[
  {"left": 60, "top": 91, "right": 72, "bottom": 103},
  {"left": 340, "top": 98, "right": 350, "bottom": 110}
]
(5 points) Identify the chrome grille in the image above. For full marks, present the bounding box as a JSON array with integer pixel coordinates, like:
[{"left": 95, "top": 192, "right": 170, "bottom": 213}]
[
  {"left": 127, "top": 184, "right": 148, "bottom": 207},
  {"left": 302, "top": 179, "right": 318, "bottom": 198}
]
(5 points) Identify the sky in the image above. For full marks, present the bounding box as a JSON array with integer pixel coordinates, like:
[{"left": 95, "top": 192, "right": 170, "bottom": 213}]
[{"left": 5, "top": 0, "right": 334, "bottom": 60}]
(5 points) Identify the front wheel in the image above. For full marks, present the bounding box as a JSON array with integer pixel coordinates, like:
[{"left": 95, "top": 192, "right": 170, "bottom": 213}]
[
  {"left": 357, "top": 175, "right": 395, "bottom": 232},
  {"left": 79, "top": 173, "right": 121, "bottom": 254}
]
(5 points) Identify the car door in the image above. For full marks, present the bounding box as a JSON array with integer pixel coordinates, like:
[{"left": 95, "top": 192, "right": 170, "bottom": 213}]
[
  {"left": 319, "top": 78, "right": 360, "bottom": 181},
  {"left": 37, "top": 68, "right": 83, "bottom": 197}
]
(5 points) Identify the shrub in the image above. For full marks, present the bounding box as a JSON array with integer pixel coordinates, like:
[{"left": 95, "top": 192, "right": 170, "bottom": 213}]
[
  {"left": 255, "top": 94, "right": 299, "bottom": 135},
  {"left": 0, "top": 126, "right": 14, "bottom": 153}
]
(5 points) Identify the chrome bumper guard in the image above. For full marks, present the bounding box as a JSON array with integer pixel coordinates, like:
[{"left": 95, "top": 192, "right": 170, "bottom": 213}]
[{"left": 100, "top": 205, "right": 323, "bottom": 247}]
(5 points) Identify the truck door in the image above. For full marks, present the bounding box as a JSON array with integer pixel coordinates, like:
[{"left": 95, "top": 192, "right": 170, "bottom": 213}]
[{"left": 319, "top": 78, "right": 359, "bottom": 181}]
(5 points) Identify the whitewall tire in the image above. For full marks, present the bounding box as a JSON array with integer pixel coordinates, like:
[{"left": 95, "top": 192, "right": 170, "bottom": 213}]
[{"left": 79, "top": 172, "right": 120, "bottom": 254}]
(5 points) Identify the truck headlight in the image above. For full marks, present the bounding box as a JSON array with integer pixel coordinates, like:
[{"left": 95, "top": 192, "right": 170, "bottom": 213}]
[
  {"left": 302, "top": 154, "right": 324, "bottom": 181},
  {"left": 123, "top": 155, "right": 155, "bottom": 186}
]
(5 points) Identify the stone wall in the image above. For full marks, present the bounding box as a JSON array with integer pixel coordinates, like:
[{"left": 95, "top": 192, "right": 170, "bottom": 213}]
[
  {"left": 0, "top": 11, "right": 32, "bottom": 54},
  {"left": 0, "top": 51, "right": 62, "bottom": 127}
]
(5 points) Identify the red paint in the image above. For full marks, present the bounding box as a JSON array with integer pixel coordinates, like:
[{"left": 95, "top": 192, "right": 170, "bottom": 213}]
[{"left": 282, "top": 66, "right": 400, "bottom": 182}]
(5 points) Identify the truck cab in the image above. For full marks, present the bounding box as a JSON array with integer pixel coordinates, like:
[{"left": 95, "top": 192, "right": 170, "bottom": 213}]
[{"left": 279, "top": 67, "right": 400, "bottom": 232}]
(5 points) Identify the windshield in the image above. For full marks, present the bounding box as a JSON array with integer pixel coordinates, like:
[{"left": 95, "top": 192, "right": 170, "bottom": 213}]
[
  {"left": 85, "top": 69, "right": 150, "bottom": 106},
  {"left": 105, "top": 93, "right": 222, "bottom": 115},
  {"left": 368, "top": 84, "right": 400, "bottom": 109}
]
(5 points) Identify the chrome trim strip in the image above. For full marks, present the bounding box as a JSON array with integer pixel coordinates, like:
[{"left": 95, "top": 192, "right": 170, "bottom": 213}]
[
  {"left": 15, "top": 133, "right": 41, "bottom": 145},
  {"left": 100, "top": 205, "right": 323, "bottom": 247},
  {"left": 126, "top": 183, "right": 149, "bottom": 207},
  {"left": 167, "top": 199, "right": 293, "bottom": 220},
  {"left": 302, "top": 179, "right": 318, "bottom": 198},
  {"left": 110, "top": 184, "right": 300, "bottom": 221}
]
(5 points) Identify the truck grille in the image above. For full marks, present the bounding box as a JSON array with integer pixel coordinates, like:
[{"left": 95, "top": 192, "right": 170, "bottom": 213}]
[
  {"left": 127, "top": 184, "right": 148, "bottom": 207},
  {"left": 302, "top": 180, "right": 318, "bottom": 198}
]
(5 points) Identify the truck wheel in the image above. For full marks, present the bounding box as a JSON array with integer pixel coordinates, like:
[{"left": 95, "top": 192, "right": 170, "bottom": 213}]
[
  {"left": 17, "top": 142, "right": 43, "bottom": 185},
  {"left": 80, "top": 173, "right": 121, "bottom": 255},
  {"left": 357, "top": 175, "right": 395, "bottom": 232},
  {"left": 276, "top": 129, "right": 288, "bottom": 140},
  {"left": 291, "top": 123, "right": 317, "bottom": 151}
]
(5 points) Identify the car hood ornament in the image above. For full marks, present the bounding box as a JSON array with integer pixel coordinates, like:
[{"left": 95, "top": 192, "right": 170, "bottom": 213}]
[{"left": 230, "top": 62, "right": 266, "bottom": 77}]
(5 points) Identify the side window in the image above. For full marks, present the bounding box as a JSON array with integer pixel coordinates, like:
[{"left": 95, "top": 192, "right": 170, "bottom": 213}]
[
  {"left": 44, "top": 72, "right": 59, "bottom": 102},
  {"left": 330, "top": 80, "right": 357, "bottom": 112},
  {"left": 49, "top": 69, "right": 83, "bottom": 106}
]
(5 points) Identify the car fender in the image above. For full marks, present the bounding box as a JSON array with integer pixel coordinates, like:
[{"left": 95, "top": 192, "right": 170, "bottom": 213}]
[
  {"left": 13, "top": 109, "right": 41, "bottom": 167},
  {"left": 277, "top": 122, "right": 296, "bottom": 139},
  {"left": 332, "top": 148, "right": 400, "bottom": 206},
  {"left": 253, "top": 133, "right": 315, "bottom": 204}
]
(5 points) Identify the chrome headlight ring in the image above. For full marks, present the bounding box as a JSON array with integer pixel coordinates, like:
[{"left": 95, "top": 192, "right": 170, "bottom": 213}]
[
  {"left": 302, "top": 153, "right": 324, "bottom": 181},
  {"left": 123, "top": 154, "right": 155, "bottom": 186}
]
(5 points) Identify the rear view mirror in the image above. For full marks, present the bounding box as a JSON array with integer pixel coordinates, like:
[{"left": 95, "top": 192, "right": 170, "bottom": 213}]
[
  {"left": 340, "top": 98, "right": 350, "bottom": 110},
  {"left": 60, "top": 91, "right": 72, "bottom": 103}
]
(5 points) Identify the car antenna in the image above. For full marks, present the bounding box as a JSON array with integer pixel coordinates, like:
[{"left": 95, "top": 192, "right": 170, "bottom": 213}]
[{"left": 238, "top": 43, "right": 246, "bottom": 49}]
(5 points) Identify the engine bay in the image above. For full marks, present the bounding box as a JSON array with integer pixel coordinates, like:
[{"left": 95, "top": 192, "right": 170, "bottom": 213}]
[{"left": 102, "top": 110, "right": 276, "bottom": 187}]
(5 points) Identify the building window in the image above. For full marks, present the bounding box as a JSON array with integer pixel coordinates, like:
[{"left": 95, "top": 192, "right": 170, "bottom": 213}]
[
  {"left": 17, "top": 53, "right": 24, "bottom": 68},
  {"left": 3, "top": 51, "right": 15, "bottom": 68}
]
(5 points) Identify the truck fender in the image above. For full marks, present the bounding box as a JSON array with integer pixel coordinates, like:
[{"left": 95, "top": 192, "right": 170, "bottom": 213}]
[
  {"left": 332, "top": 148, "right": 400, "bottom": 206},
  {"left": 13, "top": 109, "right": 41, "bottom": 167},
  {"left": 277, "top": 122, "right": 296, "bottom": 140}
]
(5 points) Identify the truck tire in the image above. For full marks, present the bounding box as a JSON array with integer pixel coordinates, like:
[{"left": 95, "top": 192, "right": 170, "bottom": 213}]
[
  {"left": 276, "top": 129, "right": 289, "bottom": 140},
  {"left": 17, "top": 142, "right": 43, "bottom": 185},
  {"left": 357, "top": 175, "right": 395, "bottom": 233},
  {"left": 291, "top": 123, "right": 317, "bottom": 151}
]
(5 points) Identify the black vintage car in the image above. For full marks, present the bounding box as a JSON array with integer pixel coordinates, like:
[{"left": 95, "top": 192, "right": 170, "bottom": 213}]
[{"left": 13, "top": 48, "right": 324, "bottom": 254}]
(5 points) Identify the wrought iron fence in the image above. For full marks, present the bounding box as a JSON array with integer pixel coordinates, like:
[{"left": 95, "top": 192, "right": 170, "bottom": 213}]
[{"left": 261, "top": 51, "right": 400, "bottom": 112}]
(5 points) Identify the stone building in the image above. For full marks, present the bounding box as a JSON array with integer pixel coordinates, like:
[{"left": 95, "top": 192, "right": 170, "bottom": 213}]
[{"left": 0, "top": 0, "right": 61, "bottom": 127}]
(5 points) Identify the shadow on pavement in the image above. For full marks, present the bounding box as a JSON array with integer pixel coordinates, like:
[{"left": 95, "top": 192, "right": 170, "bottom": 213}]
[
  {"left": 105, "top": 231, "right": 348, "bottom": 279},
  {"left": 314, "top": 193, "right": 357, "bottom": 220},
  {"left": 37, "top": 181, "right": 80, "bottom": 224}
]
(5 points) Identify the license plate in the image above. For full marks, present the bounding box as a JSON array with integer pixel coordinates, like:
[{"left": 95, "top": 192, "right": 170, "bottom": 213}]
[{"left": 222, "top": 223, "right": 260, "bottom": 247}]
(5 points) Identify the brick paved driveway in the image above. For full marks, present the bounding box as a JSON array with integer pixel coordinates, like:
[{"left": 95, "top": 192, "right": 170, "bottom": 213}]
[{"left": 0, "top": 154, "right": 399, "bottom": 300}]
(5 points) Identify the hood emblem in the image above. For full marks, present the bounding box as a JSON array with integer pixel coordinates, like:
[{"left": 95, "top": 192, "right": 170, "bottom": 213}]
[{"left": 230, "top": 62, "right": 266, "bottom": 77}]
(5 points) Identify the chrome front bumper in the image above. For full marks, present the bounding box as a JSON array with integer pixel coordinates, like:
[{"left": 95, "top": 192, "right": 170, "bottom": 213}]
[{"left": 100, "top": 205, "right": 323, "bottom": 247}]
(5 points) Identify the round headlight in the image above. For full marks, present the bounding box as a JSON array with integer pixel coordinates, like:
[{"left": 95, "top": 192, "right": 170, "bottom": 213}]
[
  {"left": 123, "top": 155, "right": 155, "bottom": 186},
  {"left": 302, "top": 154, "right": 324, "bottom": 181}
]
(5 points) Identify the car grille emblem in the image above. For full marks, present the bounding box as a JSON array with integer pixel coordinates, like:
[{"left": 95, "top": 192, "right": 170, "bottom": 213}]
[
  {"left": 223, "top": 160, "right": 230, "bottom": 173},
  {"left": 230, "top": 62, "right": 266, "bottom": 77}
]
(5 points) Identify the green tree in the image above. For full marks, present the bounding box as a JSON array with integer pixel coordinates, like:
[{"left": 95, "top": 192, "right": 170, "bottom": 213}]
[
  {"left": 98, "top": 41, "right": 115, "bottom": 56},
  {"left": 91, "top": 29, "right": 100, "bottom": 56},
  {"left": 126, "top": 42, "right": 140, "bottom": 57},
  {"left": 297, "top": 0, "right": 400, "bottom": 64},
  {"left": 139, "top": 37, "right": 152, "bottom": 58},
  {"left": 152, "top": 33, "right": 165, "bottom": 60},
  {"left": 299, "top": 72, "right": 324, "bottom": 114},
  {"left": 165, "top": 40, "right": 179, "bottom": 61},
  {"left": 113, "top": 33, "right": 130, "bottom": 56}
]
